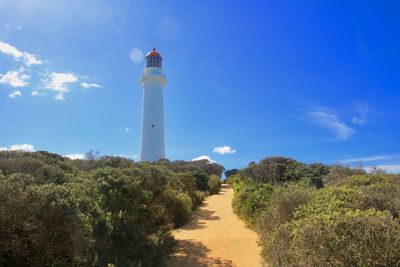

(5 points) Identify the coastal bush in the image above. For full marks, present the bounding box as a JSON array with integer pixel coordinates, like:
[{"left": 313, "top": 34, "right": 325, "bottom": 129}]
[
  {"left": 207, "top": 174, "right": 222, "bottom": 195},
  {"left": 232, "top": 158, "right": 400, "bottom": 266},
  {"left": 261, "top": 182, "right": 400, "bottom": 266},
  {"left": 257, "top": 182, "right": 315, "bottom": 244},
  {"left": 267, "top": 209, "right": 400, "bottom": 267},
  {"left": 0, "top": 174, "right": 94, "bottom": 266},
  {"left": 0, "top": 151, "right": 223, "bottom": 266},
  {"left": 239, "top": 156, "right": 331, "bottom": 187},
  {"left": 232, "top": 181, "right": 274, "bottom": 225},
  {"left": 163, "top": 189, "right": 193, "bottom": 227}
]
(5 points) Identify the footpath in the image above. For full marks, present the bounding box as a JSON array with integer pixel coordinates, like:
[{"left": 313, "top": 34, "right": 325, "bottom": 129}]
[{"left": 167, "top": 184, "right": 265, "bottom": 267}]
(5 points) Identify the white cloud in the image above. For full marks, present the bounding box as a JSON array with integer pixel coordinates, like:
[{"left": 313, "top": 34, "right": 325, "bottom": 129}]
[
  {"left": 54, "top": 94, "right": 65, "bottom": 101},
  {"left": 0, "top": 41, "right": 42, "bottom": 65},
  {"left": 65, "top": 153, "right": 85, "bottom": 160},
  {"left": 31, "top": 91, "right": 39, "bottom": 96},
  {"left": 0, "top": 68, "right": 30, "bottom": 87},
  {"left": 0, "top": 41, "right": 23, "bottom": 58},
  {"left": 306, "top": 108, "right": 355, "bottom": 139},
  {"left": 23, "top": 53, "right": 43, "bottom": 65},
  {"left": 81, "top": 82, "right": 102, "bottom": 89},
  {"left": 365, "top": 164, "right": 400, "bottom": 174},
  {"left": 45, "top": 72, "right": 78, "bottom": 93},
  {"left": 10, "top": 144, "right": 34, "bottom": 151},
  {"left": 339, "top": 155, "right": 394, "bottom": 164},
  {"left": 352, "top": 104, "right": 369, "bottom": 125},
  {"left": 118, "top": 153, "right": 138, "bottom": 159},
  {"left": 129, "top": 48, "right": 143, "bottom": 63},
  {"left": 213, "top": 146, "right": 236, "bottom": 155},
  {"left": 1, "top": 144, "right": 35, "bottom": 152},
  {"left": 9, "top": 90, "right": 22, "bottom": 98},
  {"left": 119, "top": 127, "right": 132, "bottom": 132},
  {"left": 45, "top": 72, "right": 78, "bottom": 100},
  {"left": 192, "top": 155, "right": 217, "bottom": 164}
]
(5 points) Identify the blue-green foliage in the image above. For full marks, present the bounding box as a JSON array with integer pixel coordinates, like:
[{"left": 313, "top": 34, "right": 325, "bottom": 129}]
[
  {"left": 0, "top": 151, "right": 223, "bottom": 266},
  {"left": 232, "top": 180, "right": 275, "bottom": 225},
  {"left": 232, "top": 156, "right": 400, "bottom": 266}
]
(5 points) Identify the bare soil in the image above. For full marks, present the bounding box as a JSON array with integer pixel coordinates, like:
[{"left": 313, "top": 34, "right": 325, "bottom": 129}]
[{"left": 167, "top": 184, "right": 266, "bottom": 267}]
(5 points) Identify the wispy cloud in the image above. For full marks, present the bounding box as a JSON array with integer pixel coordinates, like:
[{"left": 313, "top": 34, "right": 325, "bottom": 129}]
[
  {"left": 64, "top": 153, "right": 85, "bottom": 160},
  {"left": 9, "top": 90, "right": 22, "bottom": 98},
  {"left": 81, "top": 82, "right": 102, "bottom": 89},
  {"left": 31, "top": 91, "right": 39, "bottom": 96},
  {"left": 213, "top": 146, "right": 236, "bottom": 155},
  {"left": 338, "top": 154, "right": 394, "bottom": 164},
  {"left": 0, "top": 144, "right": 35, "bottom": 152},
  {"left": 305, "top": 107, "right": 355, "bottom": 139},
  {"left": 44, "top": 72, "right": 78, "bottom": 100},
  {"left": 192, "top": 155, "right": 217, "bottom": 164},
  {"left": 0, "top": 41, "right": 42, "bottom": 65},
  {"left": 0, "top": 68, "right": 30, "bottom": 87},
  {"left": 352, "top": 104, "right": 369, "bottom": 125}
]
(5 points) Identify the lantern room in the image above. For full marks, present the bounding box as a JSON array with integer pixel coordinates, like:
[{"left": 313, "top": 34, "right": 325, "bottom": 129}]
[{"left": 145, "top": 48, "right": 162, "bottom": 68}]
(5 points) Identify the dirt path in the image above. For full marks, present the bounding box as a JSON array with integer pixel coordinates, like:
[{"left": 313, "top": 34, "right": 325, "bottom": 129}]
[{"left": 167, "top": 184, "right": 265, "bottom": 267}]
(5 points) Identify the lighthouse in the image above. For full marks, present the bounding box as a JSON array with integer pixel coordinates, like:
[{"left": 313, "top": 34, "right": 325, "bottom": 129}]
[{"left": 140, "top": 48, "right": 166, "bottom": 162}]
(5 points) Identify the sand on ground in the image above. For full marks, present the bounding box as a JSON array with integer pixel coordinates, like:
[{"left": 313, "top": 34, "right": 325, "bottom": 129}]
[{"left": 167, "top": 184, "right": 266, "bottom": 267}]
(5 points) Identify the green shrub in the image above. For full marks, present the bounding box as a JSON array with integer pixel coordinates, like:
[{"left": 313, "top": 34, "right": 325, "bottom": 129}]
[
  {"left": 239, "top": 157, "right": 331, "bottom": 186},
  {"left": 232, "top": 181, "right": 275, "bottom": 225},
  {"left": 0, "top": 176, "right": 94, "bottom": 266},
  {"left": 193, "top": 172, "right": 209, "bottom": 191},
  {"left": 257, "top": 182, "right": 315, "bottom": 249},
  {"left": 360, "top": 181, "right": 400, "bottom": 218},
  {"left": 323, "top": 165, "right": 366, "bottom": 185},
  {"left": 225, "top": 173, "right": 241, "bottom": 185},
  {"left": 191, "top": 190, "right": 206, "bottom": 208},
  {"left": 259, "top": 175, "right": 400, "bottom": 266},
  {"left": 267, "top": 209, "right": 400, "bottom": 267},
  {"left": 326, "top": 175, "right": 400, "bottom": 218},
  {"left": 207, "top": 174, "right": 222, "bottom": 195},
  {"left": 163, "top": 189, "right": 193, "bottom": 227},
  {"left": 0, "top": 151, "right": 217, "bottom": 266}
]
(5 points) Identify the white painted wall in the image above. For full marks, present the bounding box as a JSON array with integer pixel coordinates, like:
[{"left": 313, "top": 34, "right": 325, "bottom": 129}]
[{"left": 140, "top": 67, "right": 166, "bottom": 161}]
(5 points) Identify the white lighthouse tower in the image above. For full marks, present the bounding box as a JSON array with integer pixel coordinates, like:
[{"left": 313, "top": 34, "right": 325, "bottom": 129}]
[{"left": 140, "top": 48, "right": 166, "bottom": 162}]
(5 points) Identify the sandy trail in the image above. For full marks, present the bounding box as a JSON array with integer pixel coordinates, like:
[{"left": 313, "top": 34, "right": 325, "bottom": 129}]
[{"left": 167, "top": 184, "right": 265, "bottom": 267}]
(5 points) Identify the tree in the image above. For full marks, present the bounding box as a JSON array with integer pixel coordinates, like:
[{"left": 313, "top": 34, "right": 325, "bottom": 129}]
[
  {"left": 84, "top": 150, "right": 101, "bottom": 160},
  {"left": 224, "top": 169, "right": 239, "bottom": 179}
]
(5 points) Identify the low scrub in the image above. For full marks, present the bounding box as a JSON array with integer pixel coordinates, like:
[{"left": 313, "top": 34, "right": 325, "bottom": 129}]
[
  {"left": 207, "top": 174, "right": 222, "bottom": 195},
  {"left": 232, "top": 157, "right": 400, "bottom": 266},
  {"left": 232, "top": 180, "right": 274, "bottom": 226},
  {"left": 0, "top": 151, "right": 223, "bottom": 266}
]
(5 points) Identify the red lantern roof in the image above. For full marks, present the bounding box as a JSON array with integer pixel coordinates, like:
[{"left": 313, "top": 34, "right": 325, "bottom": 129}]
[{"left": 145, "top": 48, "right": 162, "bottom": 59}]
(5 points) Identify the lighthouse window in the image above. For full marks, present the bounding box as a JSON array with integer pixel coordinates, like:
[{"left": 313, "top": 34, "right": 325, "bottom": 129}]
[{"left": 146, "top": 56, "right": 162, "bottom": 68}]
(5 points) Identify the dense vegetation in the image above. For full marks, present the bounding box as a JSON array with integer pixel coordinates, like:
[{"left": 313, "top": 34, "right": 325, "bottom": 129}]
[
  {"left": 231, "top": 156, "right": 400, "bottom": 266},
  {"left": 0, "top": 151, "right": 223, "bottom": 266}
]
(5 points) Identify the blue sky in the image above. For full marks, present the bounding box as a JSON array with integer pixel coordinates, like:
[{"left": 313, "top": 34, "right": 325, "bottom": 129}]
[{"left": 1, "top": 0, "right": 400, "bottom": 172}]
